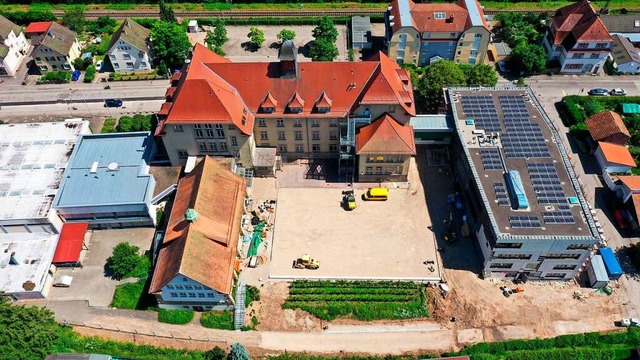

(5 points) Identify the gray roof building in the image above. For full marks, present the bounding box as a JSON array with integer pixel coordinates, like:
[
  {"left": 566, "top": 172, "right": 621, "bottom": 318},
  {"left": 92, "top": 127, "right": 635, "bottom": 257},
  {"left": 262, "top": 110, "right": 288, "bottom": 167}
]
[
  {"left": 600, "top": 14, "right": 640, "bottom": 34},
  {"left": 53, "top": 132, "right": 157, "bottom": 229},
  {"left": 0, "top": 15, "right": 21, "bottom": 42},
  {"left": 37, "top": 22, "right": 77, "bottom": 55},
  {"left": 108, "top": 18, "right": 150, "bottom": 53}
]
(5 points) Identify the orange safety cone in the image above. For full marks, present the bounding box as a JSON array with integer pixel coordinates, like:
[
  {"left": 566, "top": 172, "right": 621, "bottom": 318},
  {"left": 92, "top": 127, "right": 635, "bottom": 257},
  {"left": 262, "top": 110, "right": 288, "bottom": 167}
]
[{"left": 515, "top": 286, "right": 524, "bottom": 293}]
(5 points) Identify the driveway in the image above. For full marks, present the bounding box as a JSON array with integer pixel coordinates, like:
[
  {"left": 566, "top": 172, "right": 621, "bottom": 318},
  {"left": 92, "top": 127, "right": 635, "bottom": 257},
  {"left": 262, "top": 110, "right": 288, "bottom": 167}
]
[{"left": 48, "top": 228, "right": 156, "bottom": 307}]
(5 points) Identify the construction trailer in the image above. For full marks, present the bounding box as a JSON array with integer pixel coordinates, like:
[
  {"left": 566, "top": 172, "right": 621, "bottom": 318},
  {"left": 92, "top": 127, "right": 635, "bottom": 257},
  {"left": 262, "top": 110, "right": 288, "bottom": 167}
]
[
  {"left": 587, "top": 255, "right": 609, "bottom": 288},
  {"left": 599, "top": 247, "right": 624, "bottom": 279}
]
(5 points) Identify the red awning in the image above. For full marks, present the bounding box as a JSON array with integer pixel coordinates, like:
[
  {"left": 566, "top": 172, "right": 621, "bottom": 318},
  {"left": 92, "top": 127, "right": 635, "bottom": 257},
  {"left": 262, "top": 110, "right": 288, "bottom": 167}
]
[{"left": 52, "top": 223, "right": 88, "bottom": 263}]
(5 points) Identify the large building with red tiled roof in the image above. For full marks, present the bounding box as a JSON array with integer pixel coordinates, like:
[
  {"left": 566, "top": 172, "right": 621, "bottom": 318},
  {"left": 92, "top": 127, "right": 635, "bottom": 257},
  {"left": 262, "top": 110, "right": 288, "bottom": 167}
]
[
  {"left": 542, "top": 0, "right": 612, "bottom": 74},
  {"left": 149, "top": 156, "right": 245, "bottom": 310},
  {"left": 385, "top": 0, "right": 491, "bottom": 66},
  {"left": 157, "top": 41, "right": 417, "bottom": 181}
]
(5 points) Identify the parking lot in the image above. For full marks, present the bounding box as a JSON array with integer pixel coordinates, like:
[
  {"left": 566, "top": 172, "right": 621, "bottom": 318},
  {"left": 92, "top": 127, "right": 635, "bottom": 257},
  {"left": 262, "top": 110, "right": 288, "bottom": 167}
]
[
  {"left": 269, "top": 172, "right": 441, "bottom": 281},
  {"left": 48, "top": 228, "right": 155, "bottom": 307}
]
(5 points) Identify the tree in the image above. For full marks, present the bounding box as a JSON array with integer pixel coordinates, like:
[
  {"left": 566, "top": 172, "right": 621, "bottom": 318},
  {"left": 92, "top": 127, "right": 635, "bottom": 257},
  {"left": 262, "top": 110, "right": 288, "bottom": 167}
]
[
  {"left": 466, "top": 64, "right": 499, "bottom": 86},
  {"left": 0, "top": 296, "right": 61, "bottom": 359},
  {"left": 117, "top": 114, "right": 152, "bottom": 132},
  {"left": 92, "top": 15, "right": 117, "bottom": 34},
  {"left": 312, "top": 16, "right": 338, "bottom": 43},
  {"left": 212, "top": 18, "right": 228, "bottom": 47},
  {"left": 150, "top": 21, "right": 191, "bottom": 70},
  {"left": 496, "top": 12, "right": 547, "bottom": 48},
  {"left": 62, "top": 7, "right": 85, "bottom": 33},
  {"left": 158, "top": 0, "right": 177, "bottom": 23},
  {"left": 204, "top": 346, "right": 228, "bottom": 360},
  {"left": 309, "top": 38, "right": 339, "bottom": 61},
  {"left": 230, "top": 343, "right": 251, "bottom": 360},
  {"left": 105, "top": 242, "right": 141, "bottom": 280},
  {"left": 247, "top": 27, "right": 265, "bottom": 48},
  {"left": 416, "top": 60, "right": 466, "bottom": 113},
  {"left": 508, "top": 43, "right": 546, "bottom": 74},
  {"left": 72, "top": 57, "right": 93, "bottom": 71},
  {"left": 276, "top": 29, "right": 296, "bottom": 42}
]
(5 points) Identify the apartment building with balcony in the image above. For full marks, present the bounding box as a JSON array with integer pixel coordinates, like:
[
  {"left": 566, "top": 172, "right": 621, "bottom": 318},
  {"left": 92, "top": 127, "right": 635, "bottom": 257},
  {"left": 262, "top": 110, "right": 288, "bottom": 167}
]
[
  {"left": 156, "top": 41, "right": 417, "bottom": 182},
  {"left": 385, "top": 0, "right": 491, "bottom": 66},
  {"left": 542, "top": 0, "right": 612, "bottom": 74}
]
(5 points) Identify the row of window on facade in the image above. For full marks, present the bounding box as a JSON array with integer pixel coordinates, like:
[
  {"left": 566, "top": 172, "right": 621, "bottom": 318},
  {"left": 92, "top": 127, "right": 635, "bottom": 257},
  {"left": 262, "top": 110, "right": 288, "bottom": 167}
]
[
  {"left": 490, "top": 262, "right": 577, "bottom": 272},
  {"left": 270, "top": 143, "right": 337, "bottom": 153},
  {"left": 364, "top": 166, "right": 403, "bottom": 175},
  {"left": 39, "top": 64, "right": 70, "bottom": 71},
  {"left": 35, "top": 55, "right": 67, "bottom": 62},
  {"left": 366, "top": 155, "right": 406, "bottom": 163},
  {"left": 197, "top": 141, "right": 231, "bottom": 152},
  {"left": 169, "top": 292, "right": 218, "bottom": 298},
  {"left": 257, "top": 118, "right": 340, "bottom": 127},
  {"left": 260, "top": 131, "right": 337, "bottom": 141},
  {"left": 494, "top": 243, "right": 591, "bottom": 250}
]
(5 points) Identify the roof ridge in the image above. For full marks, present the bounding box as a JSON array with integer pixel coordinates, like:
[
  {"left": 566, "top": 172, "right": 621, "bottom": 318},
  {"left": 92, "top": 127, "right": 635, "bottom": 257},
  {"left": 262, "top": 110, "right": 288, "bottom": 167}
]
[{"left": 386, "top": 114, "right": 414, "bottom": 152}]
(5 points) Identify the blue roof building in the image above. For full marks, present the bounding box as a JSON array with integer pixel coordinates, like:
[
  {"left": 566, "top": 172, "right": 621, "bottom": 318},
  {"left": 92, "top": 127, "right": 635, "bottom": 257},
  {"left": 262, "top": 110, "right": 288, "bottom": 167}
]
[{"left": 53, "top": 132, "right": 157, "bottom": 229}]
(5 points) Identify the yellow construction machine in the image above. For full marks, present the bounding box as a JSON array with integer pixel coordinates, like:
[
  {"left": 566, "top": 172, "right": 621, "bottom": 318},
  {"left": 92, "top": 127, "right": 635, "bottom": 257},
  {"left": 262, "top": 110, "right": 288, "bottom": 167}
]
[{"left": 293, "top": 253, "right": 320, "bottom": 270}]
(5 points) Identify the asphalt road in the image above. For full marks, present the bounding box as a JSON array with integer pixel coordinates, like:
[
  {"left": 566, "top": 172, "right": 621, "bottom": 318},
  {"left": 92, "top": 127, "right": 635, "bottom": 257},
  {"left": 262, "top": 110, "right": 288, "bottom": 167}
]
[{"left": 0, "top": 99, "right": 164, "bottom": 120}]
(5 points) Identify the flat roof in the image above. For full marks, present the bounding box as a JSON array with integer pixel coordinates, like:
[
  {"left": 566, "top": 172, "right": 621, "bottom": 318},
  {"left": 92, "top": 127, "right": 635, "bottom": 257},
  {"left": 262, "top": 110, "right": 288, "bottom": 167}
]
[
  {"left": 351, "top": 16, "right": 371, "bottom": 46},
  {"left": 0, "top": 232, "right": 58, "bottom": 295},
  {"left": 0, "top": 120, "right": 90, "bottom": 222},
  {"left": 53, "top": 132, "right": 155, "bottom": 208},
  {"left": 448, "top": 88, "right": 598, "bottom": 240},
  {"left": 52, "top": 222, "right": 87, "bottom": 263},
  {"left": 410, "top": 114, "right": 453, "bottom": 131}
]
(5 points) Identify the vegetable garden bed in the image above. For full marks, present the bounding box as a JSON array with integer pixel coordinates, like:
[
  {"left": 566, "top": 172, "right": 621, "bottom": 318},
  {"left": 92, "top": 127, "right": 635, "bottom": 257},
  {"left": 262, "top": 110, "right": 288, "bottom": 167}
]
[{"left": 283, "top": 280, "right": 428, "bottom": 321}]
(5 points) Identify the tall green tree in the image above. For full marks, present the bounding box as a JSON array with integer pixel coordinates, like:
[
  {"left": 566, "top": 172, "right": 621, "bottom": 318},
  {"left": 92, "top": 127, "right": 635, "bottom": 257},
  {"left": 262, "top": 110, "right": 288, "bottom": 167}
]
[
  {"left": 62, "top": 7, "right": 85, "bottom": 33},
  {"left": 158, "top": 0, "right": 177, "bottom": 23},
  {"left": 496, "top": 12, "right": 547, "bottom": 48},
  {"left": 230, "top": 343, "right": 251, "bottom": 360},
  {"left": 211, "top": 18, "right": 228, "bottom": 47},
  {"left": 150, "top": 21, "right": 191, "bottom": 70},
  {"left": 105, "top": 242, "right": 142, "bottom": 280},
  {"left": 204, "top": 346, "right": 228, "bottom": 360},
  {"left": 310, "top": 38, "right": 338, "bottom": 61},
  {"left": 247, "top": 27, "right": 265, "bottom": 48},
  {"left": 416, "top": 60, "right": 466, "bottom": 113},
  {"left": 466, "top": 64, "right": 499, "bottom": 86},
  {"left": 312, "top": 16, "right": 338, "bottom": 43},
  {"left": 0, "top": 296, "right": 61, "bottom": 359},
  {"left": 276, "top": 29, "right": 296, "bottom": 42},
  {"left": 508, "top": 43, "right": 546, "bottom": 74}
]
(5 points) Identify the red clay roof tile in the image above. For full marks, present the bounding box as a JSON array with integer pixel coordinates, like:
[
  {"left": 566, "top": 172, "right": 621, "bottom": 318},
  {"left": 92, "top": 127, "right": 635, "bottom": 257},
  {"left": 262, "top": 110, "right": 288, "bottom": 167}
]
[
  {"left": 585, "top": 111, "right": 630, "bottom": 144},
  {"left": 356, "top": 113, "right": 416, "bottom": 155},
  {"left": 598, "top": 141, "right": 637, "bottom": 168}
]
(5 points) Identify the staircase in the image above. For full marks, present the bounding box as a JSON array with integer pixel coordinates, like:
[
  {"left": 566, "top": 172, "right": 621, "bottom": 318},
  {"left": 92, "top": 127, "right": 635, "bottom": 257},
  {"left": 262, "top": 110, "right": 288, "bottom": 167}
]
[{"left": 234, "top": 282, "right": 246, "bottom": 330}]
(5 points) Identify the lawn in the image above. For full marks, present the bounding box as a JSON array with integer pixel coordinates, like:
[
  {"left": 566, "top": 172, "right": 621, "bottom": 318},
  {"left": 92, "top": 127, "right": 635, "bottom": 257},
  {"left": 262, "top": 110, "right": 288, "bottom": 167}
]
[
  {"left": 200, "top": 311, "right": 234, "bottom": 330},
  {"left": 111, "top": 279, "right": 147, "bottom": 309},
  {"left": 157, "top": 309, "right": 194, "bottom": 325},
  {"left": 282, "top": 280, "right": 428, "bottom": 321}
]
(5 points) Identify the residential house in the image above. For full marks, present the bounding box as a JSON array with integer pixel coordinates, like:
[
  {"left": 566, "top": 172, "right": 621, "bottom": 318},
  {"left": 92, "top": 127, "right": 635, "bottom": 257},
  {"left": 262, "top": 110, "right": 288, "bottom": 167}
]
[
  {"left": 106, "top": 18, "right": 152, "bottom": 73},
  {"left": 585, "top": 110, "right": 631, "bottom": 146},
  {"left": 385, "top": 0, "right": 491, "bottom": 66},
  {"left": 601, "top": 14, "right": 640, "bottom": 45},
  {"left": 149, "top": 156, "right": 245, "bottom": 310},
  {"left": 25, "top": 21, "right": 53, "bottom": 39},
  {"left": 542, "top": 0, "right": 612, "bottom": 74},
  {"left": 32, "top": 22, "right": 81, "bottom": 73},
  {"left": 610, "top": 34, "right": 640, "bottom": 73},
  {"left": 356, "top": 113, "right": 416, "bottom": 182},
  {"left": 594, "top": 141, "right": 636, "bottom": 174},
  {"left": 156, "top": 41, "right": 417, "bottom": 182},
  {"left": 616, "top": 176, "right": 640, "bottom": 203},
  {"left": 53, "top": 132, "right": 157, "bottom": 229},
  {"left": 0, "top": 15, "right": 29, "bottom": 76}
]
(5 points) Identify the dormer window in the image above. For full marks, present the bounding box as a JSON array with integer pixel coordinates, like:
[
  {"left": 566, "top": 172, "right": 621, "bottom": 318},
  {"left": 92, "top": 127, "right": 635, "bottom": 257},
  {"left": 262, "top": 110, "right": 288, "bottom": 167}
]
[
  {"left": 261, "top": 106, "right": 275, "bottom": 114},
  {"left": 314, "top": 91, "right": 332, "bottom": 114},
  {"left": 260, "top": 91, "right": 278, "bottom": 114},
  {"left": 318, "top": 107, "right": 330, "bottom": 114},
  {"left": 290, "top": 106, "right": 303, "bottom": 114},
  {"left": 288, "top": 92, "right": 305, "bottom": 114},
  {"left": 434, "top": 12, "right": 446, "bottom": 19}
]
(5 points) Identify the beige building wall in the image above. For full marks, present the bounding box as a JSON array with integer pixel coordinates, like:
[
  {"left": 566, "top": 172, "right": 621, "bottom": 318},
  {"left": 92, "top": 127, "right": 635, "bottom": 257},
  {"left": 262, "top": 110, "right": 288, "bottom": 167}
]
[
  {"left": 162, "top": 123, "right": 254, "bottom": 168},
  {"left": 388, "top": 27, "right": 420, "bottom": 66},
  {"left": 353, "top": 104, "right": 410, "bottom": 125},
  {"left": 357, "top": 154, "right": 411, "bottom": 182},
  {"left": 33, "top": 39, "right": 81, "bottom": 73},
  {"left": 454, "top": 27, "right": 491, "bottom": 65},
  {"left": 254, "top": 116, "right": 341, "bottom": 161}
]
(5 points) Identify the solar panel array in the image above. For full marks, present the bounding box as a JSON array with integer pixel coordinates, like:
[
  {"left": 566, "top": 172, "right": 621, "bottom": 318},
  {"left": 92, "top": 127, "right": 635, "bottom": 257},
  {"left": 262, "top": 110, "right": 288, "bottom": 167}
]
[
  {"left": 499, "top": 96, "right": 551, "bottom": 159},
  {"left": 494, "top": 182, "right": 510, "bottom": 206},
  {"left": 527, "top": 162, "right": 571, "bottom": 206},
  {"left": 461, "top": 95, "right": 502, "bottom": 132},
  {"left": 542, "top": 204, "right": 575, "bottom": 224},
  {"left": 509, "top": 215, "right": 542, "bottom": 228},
  {"left": 480, "top": 149, "right": 502, "bottom": 170}
]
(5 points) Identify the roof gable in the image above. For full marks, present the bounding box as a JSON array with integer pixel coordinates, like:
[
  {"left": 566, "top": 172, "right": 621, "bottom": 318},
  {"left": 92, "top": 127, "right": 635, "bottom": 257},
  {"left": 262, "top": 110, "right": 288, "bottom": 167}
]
[
  {"left": 598, "top": 141, "right": 636, "bottom": 167},
  {"left": 356, "top": 113, "right": 416, "bottom": 154},
  {"left": 618, "top": 175, "right": 640, "bottom": 190},
  {"left": 149, "top": 157, "right": 246, "bottom": 295},
  {"left": 551, "top": 0, "right": 612, "bottom": 45},
  {"left": 361, "top": 53, "right": 416, "bottom": 116},
  {"left": 0, "top": 15, "right": 20, "bottom": 41},
  {"left": 38, "top": 23, "right": 77, "bottom": 55},
  {"left": 315, "top": 91, "right": 333, "bottom": 108},
  {"left": 585, "top": 110, "right": 630, "bottom": 142},
  {"left": 261, "top": 91, "right": 278, "bottom": 109},
  {"left": 108, "top": 18, "right": 151, "bottom": 54}
]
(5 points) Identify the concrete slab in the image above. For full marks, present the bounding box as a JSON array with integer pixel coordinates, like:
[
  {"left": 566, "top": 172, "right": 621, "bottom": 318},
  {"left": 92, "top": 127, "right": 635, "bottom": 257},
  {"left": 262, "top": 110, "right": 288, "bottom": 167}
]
[
  {"left": 492, "top": 325, "right": 536, "bottom": 341},
  {"left": 269, "top": 183, "right": 440, "bottom": 281},
  {"left": 457, "top": 328, "right": 484, "bottom": 344}
]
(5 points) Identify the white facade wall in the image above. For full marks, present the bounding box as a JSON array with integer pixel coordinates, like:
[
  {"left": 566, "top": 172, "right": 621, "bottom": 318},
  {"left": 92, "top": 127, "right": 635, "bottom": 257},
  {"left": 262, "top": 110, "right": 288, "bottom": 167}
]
[
  {"left": 0, "top": 30, "right": 28, "bottom": 76},
  {"left": 557, "top": 41, "right": 611, "bottom": 74},
  {"left": 595, "top": 147, "right": 634, "bottom": 174},
  {"left": 615, "top": 61, "right": 640, "bottom": 74},
  {"left": 108, "top": 38, "right": 151, "bottom": 73},
  {"left": 157, "top": 275, "right": 233, "bottom": 311}
]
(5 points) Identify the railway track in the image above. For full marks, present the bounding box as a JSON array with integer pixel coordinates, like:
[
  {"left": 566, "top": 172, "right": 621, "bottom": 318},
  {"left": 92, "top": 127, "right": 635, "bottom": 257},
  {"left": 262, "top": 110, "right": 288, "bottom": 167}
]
[{"left": 51, "top": 9, "right": 386, "bottom": 19}]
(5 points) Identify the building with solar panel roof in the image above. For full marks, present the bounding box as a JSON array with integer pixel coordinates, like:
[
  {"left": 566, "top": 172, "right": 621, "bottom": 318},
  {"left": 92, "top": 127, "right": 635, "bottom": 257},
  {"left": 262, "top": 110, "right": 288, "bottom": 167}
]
[{"left": 447, "top": 87, "right": 600, "bottom": 281}]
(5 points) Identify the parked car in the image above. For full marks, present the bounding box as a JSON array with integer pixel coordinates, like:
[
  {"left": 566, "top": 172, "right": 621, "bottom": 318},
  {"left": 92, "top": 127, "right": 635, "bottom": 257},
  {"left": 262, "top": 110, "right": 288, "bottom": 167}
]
[
  {"left": 610, "top": 88, "right": 627, "bottom": 96},
  {"left": 614, "top": 209, "right": 629, "bottom": 229},
  {"left": 71, "top": 70, "right": 81, "bottom": 81},
  {"left": 588, "top": 88, "right": 609, "bottom": 96},
  {"left": 104, "top": 98, "right": 123, "bottom": 107},
  {"left": 96, "top": 60, "right": 103, "bottom": 72}
]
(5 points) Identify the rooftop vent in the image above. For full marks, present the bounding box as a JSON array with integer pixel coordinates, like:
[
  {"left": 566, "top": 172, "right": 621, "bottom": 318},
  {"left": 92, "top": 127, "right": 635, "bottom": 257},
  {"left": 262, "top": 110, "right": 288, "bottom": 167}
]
[
  {"left": 107, "top": 162, "right": 119, "bottom": 171},
  {"left": 90, "top": 161, "right": 99, "bottom": 174},
  {"left": 185, "top": 208, "right": 198, "bottom": 222}
]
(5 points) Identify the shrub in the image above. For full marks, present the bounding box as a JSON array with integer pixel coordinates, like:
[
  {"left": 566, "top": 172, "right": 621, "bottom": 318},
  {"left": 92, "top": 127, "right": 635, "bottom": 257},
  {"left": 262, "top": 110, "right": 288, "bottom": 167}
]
[
  {"left": 246, "top": 285, "right": 260, "bottom": 307},
  {"left": 105, "top": 242, "right": 141, "bottom": 280},
  {"left": 73, "top": 57, "right": 93, "bottom": 71},
  {"left": 230, "top": 343, "right": 251, "bottom": 360},
  {"left": 116, "top": 114, "right": 153, "bottom": 132},
  {"left": 204, "top": 346, "right": 228, "bottom": 360},
  {"left": 200, "top": 311, "right": 234, "bottom": 330},
  {"left": 157, "top": 309, "right": 194, "bottom": 325},
  {"left": 84, "top": 65, "right": 96, "bottom": 83},
  {"left": 37, "top": 71, "right": 71, "bottom": 84},
  {"left": 101, "top": 118, "right": 116, "bottom": 133}
]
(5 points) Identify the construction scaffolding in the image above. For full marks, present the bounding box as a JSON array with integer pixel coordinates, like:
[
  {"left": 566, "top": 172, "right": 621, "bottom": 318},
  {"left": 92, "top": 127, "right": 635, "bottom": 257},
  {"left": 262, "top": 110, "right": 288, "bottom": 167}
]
[{"left": 339, "top": 114, "right": 371, "bottom": 182}]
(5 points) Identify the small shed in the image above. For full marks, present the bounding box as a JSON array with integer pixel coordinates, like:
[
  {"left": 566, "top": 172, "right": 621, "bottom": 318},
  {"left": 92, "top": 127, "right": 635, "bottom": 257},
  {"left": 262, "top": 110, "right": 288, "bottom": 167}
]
[
  {"left": 351, "top": 16, "right": 372, "bottom": 50},
  {"left": 599, "top": 247, "right": 624, "bottom": 279},
  {"left": 594, "top": 141, "right": 637, "bottom": 174},
  {"left": 587, "top": 255, "right": 609, "bottom": 288},
  {"left": 188, "top": 20, "right": 198, "bottom": 33},
  {"left": 52, "top": 222, "right": 89, "bottom": 267},
  {"left": 253, "top": 147, "right": 277, "bottom": 177},
  {"left": 622, "top": 103, "right": 640, "bottom": 114}
]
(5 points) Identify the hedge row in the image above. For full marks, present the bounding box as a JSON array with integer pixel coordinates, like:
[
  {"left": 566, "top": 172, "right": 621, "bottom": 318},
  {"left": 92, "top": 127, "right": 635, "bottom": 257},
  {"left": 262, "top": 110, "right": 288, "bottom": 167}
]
[
  {"left": 157, "top": 308, "right": 194, "bottom": 325},
  {"left": 290, "top": 280, "right": 419, "bottom": 289},
  {"left": 0, "top": 0, "right": 390, "bottom": 4},
  {"left": 561, "top": 95, "right": 640, "bottom": 125},
  {"left": 289, "top": 287, "right": 418, "bottom": 295}
]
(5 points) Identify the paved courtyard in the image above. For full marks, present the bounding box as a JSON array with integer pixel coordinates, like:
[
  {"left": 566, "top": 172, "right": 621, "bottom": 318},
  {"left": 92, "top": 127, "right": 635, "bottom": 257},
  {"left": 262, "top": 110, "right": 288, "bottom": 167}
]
[
  {"left": 188, "top": 25, "right": 348, "bottom": 62},
  {"left": 48, "top": 228, "right": 155, "bottom": 307},
  {"left": 269, "top": 169, "right": 440, "bottom": 281}
]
